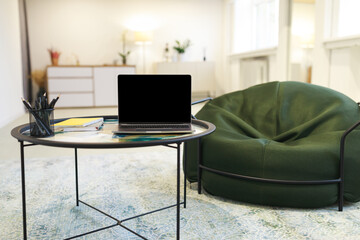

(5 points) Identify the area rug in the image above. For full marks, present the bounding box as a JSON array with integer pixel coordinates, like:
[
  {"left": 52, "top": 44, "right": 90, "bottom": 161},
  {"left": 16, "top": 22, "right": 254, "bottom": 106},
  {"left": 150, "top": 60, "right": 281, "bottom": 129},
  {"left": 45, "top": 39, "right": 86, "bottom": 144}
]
[{"left": 1, "top": 150, "right": 360, "bottom": 239}]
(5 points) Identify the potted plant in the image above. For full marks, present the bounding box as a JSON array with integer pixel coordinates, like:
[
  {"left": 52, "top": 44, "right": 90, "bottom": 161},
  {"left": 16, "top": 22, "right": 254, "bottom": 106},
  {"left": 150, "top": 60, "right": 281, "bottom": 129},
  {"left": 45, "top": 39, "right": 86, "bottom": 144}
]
[
  {"left": 118, "top": 31, "right": 131, "bottom": 65},
  {"left": 173, "top": 39, "right": 191, "bottom": 61},
  {"left": 119, "top": 51, "right": 131, "bottom": 65},
  {"left": 48, "top": 48, "right": 61, "bottom": 66}
]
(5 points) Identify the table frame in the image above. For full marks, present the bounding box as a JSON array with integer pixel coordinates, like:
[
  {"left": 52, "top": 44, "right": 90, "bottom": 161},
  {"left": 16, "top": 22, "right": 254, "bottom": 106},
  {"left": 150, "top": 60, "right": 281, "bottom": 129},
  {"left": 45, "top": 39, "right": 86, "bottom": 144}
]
[{"left": 12, "top": 117, "right": 215, "bottom": 240}]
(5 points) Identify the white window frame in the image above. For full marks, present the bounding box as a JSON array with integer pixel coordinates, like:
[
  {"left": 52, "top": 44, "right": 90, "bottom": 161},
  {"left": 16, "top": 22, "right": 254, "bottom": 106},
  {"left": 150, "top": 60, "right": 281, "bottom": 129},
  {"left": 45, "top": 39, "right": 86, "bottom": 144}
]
[{"left": 323, "top": 0, "right": 360, "bottom": 49}]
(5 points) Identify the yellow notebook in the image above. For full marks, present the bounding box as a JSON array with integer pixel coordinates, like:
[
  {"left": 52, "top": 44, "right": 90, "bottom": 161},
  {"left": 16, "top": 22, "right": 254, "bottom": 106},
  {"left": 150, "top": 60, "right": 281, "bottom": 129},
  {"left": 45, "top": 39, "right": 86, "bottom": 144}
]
[{"left": 54, "top": 117, "right": 103, "bottom": 127}]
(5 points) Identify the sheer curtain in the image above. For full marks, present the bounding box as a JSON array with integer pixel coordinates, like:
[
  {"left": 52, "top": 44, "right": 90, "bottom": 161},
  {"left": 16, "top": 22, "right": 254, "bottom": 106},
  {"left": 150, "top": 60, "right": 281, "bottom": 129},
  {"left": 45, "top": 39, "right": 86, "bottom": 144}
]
[
  {"left": 18, "top": 0, "right": 32, "bottom": 102},
  {"left": 231, "top": 0, "right": 279, "bottom": 54}
]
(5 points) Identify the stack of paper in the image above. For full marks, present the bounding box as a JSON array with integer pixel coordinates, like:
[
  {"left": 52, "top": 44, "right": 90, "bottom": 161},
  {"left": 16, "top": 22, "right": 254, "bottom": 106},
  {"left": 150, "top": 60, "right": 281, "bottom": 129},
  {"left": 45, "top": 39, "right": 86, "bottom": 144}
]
[{"left": 54, "top": 117, "right": 104, "bottom": 132}]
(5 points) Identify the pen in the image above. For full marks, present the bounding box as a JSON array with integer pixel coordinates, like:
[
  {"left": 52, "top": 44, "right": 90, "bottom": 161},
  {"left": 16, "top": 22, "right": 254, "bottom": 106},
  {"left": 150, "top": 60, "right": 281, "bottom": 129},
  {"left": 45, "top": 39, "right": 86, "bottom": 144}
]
[
  {"left": 49, "top": 94, "right": 60, "bottom": 108},
  {"left": 39, "top": 96, "right": 42, "bottom": 109},
  {"left": 21, "top": 97, "right": 32, "bottom": 109},
  {"left": 42, "top": 93, "right": 47, "bottom": 109}
]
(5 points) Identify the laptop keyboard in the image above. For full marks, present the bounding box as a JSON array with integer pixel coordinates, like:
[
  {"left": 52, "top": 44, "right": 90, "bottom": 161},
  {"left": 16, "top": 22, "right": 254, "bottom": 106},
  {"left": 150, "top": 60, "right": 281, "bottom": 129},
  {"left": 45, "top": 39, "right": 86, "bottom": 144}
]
[{"left": 121, "top": 124, "right": 189, "bottom": 129}]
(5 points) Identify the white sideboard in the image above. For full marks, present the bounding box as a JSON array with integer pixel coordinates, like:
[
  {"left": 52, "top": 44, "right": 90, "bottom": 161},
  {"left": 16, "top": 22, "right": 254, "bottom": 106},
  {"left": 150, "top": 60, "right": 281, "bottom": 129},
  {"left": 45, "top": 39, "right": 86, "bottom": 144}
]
[
  {"left": 156, "top": 62, "right": 215, "bottom": 96},
  {"left": 47, "top": 65, "right": 135, "bottom": 107}
]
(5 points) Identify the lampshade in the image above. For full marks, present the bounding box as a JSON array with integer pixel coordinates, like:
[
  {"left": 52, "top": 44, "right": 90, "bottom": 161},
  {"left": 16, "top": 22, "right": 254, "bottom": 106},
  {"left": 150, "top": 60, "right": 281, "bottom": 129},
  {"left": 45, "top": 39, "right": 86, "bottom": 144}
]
[
  {"left": 134, "top": 31, "right": 153, "bottom": 44},
  {"left": 300, "top": 34, "right": 314, "bottom": 49}
]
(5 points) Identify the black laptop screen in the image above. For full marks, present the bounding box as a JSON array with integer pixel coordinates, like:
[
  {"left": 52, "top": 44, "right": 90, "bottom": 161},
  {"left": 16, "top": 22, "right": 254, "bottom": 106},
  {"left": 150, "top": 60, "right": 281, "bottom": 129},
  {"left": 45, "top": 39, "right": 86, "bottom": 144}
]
[{"left": 118, "top": 74, "right": 191, "bottom": 123}]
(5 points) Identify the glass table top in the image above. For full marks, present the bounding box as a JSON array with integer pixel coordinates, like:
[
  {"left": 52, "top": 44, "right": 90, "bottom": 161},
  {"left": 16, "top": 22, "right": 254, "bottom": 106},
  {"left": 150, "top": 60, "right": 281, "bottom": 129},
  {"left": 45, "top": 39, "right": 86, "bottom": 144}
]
[{"left": 12, "top": 117, "right": 215, "bottom": 148}]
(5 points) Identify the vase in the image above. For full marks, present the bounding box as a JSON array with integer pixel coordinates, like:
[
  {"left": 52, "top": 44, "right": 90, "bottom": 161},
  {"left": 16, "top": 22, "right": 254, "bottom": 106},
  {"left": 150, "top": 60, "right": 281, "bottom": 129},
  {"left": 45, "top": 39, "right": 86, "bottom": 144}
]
[
  {"left": 177, "top": 53, "right": 188, "bottom": 62},
  {"left": 51, "top": 58, "right": 59, "bottom": 66},
  {"left": 122, "top": 58, "right": 127, "bottom": 65},
  {"left": 178, "top": 54, "right": 184, "bottom": 62}
]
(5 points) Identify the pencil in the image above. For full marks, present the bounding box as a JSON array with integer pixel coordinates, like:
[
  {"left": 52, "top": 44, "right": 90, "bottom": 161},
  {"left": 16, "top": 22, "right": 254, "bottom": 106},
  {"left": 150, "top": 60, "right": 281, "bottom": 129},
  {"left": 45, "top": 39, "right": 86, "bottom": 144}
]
[{"left": 49, "top": 94, "right": 60, "bottom": 108}]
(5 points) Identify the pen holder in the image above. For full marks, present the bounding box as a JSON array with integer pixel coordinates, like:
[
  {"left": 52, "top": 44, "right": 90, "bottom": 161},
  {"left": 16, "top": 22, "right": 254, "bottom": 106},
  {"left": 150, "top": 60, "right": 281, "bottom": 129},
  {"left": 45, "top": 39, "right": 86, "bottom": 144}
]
[{"left": 29, "top": 109, "right": 54, "bottom": 137}]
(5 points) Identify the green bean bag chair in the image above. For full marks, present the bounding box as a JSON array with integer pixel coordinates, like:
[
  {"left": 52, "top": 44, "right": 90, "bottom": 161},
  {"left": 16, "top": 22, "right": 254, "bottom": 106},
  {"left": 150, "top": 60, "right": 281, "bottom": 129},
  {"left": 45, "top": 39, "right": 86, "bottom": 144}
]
[{"left": 185, "top": 81, "right": 360, "bottom": 208}]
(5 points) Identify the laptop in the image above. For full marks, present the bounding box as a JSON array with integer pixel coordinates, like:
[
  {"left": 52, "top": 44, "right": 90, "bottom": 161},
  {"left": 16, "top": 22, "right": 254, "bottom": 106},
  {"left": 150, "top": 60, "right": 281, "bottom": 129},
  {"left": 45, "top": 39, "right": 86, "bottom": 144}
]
[{"left": 113, "top": 74, "right": 193, "bottom": 134}]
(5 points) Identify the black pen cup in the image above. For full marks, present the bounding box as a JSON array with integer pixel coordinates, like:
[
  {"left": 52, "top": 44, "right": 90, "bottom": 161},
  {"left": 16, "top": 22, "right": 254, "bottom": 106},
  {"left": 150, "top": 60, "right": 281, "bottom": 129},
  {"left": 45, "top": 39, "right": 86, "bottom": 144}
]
[{"left": 29, "top": 109, "right": 54, "bottom": 137}]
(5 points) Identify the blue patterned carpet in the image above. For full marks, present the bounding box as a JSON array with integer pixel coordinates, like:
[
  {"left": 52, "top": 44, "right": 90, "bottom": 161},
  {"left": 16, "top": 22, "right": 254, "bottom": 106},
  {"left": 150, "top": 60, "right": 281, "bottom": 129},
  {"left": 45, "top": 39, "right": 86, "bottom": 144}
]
[{"left": 1, "top": 150, "right": 360, "bottom": 239}]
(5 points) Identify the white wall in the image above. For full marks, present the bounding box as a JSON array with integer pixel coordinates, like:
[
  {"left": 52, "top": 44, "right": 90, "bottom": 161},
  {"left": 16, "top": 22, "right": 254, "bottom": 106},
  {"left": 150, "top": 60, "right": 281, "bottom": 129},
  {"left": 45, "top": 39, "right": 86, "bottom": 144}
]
[
  {"left": 312, "top": 0, "right": 360, "bottom": 102},
  {"left": 0, "top": 0, "right": 25, "bottom": 128},
  {"left": 289, "top": 2, "right": 315, "bottom": 82},
  {"left": 328, "top": 47, "right": 360, "bottom": 101},
  {"left": 26, "top": 0, "right": 223, "bottom": 77}
]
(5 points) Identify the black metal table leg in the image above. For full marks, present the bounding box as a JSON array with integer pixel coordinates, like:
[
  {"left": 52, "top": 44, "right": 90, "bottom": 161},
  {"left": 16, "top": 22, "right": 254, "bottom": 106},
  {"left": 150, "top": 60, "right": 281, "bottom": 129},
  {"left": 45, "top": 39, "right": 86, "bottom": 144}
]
[
  {"left": 197, "top": 138, "right": 202, "bottom": 194},
  {"left": 183, "top": 142, "right": 187, "bottom": 209},
  {"left": 176, "top": 143, "right": 181, "bottom": 240},
  {"left": 339, "top": 131, "right": 346, "bottom": 211},
  {"left": 74, "top": 148, "right": 79, "bottom": 206},
  {"left": 20, "top": 141, "right": 27, "bottom": 240},
  {"left": 339, "top": 181, "right": 344, "bottom": 211}
]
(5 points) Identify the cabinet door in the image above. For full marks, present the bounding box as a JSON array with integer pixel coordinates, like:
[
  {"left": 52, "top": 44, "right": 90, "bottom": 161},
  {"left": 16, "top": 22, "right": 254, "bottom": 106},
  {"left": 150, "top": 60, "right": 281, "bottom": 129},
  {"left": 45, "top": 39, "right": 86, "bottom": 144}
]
[
  {"left": 49, "top": 93, "right": 93, "bottom": 108},
  {"left": 47, "top": 67, "right": 94, "bottom": 107},
  {"left": 47, "top": 67, "right": 92, "bottom": 77},
  {"left": 48, "top": 78, "right": 93, "bottom": 92},
  {"left": 157, "top": 63, "right": 177, "bottom": 73},
  {"left": 197, "top": 62, "right": 215, "bottom": 94},
  {"left": 156, "top": 62, "right": 215, "bottom": 95},
  {"left": 94, "top": 67, "right": 135, "bottom": 106}
]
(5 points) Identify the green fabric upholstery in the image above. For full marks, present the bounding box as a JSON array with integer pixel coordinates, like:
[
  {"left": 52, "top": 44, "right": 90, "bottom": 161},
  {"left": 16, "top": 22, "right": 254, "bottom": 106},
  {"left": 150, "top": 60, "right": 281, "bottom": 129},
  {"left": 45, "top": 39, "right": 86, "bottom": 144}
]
[{"left": 185, "top": 81, "right": 360, "bottom": 208}]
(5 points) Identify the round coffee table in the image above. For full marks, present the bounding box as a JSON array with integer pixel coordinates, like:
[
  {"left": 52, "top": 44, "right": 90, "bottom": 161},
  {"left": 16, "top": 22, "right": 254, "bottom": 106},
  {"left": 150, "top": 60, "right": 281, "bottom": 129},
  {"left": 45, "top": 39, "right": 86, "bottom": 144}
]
[{"left": 11, "top": 115, "right": 215, "bottom": 240}]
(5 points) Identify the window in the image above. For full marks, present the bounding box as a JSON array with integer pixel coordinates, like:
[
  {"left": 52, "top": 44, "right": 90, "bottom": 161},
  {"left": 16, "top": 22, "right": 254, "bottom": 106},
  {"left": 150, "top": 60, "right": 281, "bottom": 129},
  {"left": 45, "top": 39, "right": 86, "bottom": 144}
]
[
  {"left": 326, "top": 0, "right": 360, "bottom": 38},
  {"left": 231, "top": 0, "right": 279, "bottom": 54}
]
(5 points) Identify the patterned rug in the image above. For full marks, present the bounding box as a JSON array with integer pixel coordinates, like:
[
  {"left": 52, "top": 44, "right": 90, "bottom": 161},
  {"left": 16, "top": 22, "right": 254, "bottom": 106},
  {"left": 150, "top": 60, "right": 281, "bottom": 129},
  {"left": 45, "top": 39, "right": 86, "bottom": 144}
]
[{"left": 1, "top": 150, "right": 360, "bottom": 239}]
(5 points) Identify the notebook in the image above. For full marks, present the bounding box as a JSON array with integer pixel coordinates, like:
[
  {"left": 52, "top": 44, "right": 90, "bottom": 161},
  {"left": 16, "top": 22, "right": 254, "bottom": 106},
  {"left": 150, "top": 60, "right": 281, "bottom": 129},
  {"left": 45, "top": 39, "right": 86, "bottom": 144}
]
[
  {"left": 112, "top": 74, "right": 193, "bottom": 134},
  {"left": 54, "top": 117, "right": 103, "bottom": 128},
  {"left": 54, "top": 117, "right": 104, "bottom": 132}
]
